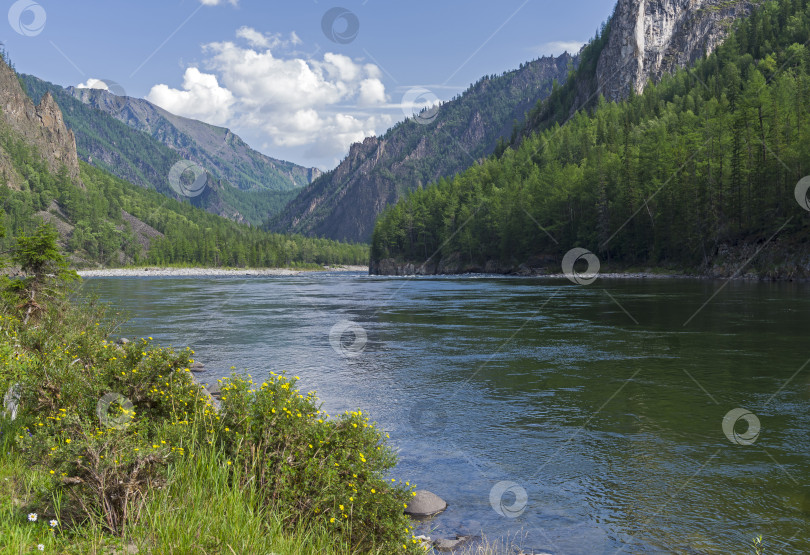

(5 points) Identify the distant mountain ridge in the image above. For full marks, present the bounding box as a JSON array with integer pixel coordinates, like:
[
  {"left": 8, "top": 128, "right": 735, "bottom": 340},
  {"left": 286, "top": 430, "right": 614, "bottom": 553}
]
[
  {"left": 0, "top": 53, "right": 367, "bottom": 268},
  {"left": 21, "top": 75, "right": 316, "bottom": 225},
  {"left": 66, "top": 86, "right": 321, "bottom": 192},
  {"left": 270, "top": 53, "right": 577, "bottom": 242}
]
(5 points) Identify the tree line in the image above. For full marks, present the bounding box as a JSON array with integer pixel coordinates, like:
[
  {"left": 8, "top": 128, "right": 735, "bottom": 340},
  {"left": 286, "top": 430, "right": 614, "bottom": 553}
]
[
  {"left": 371, "top": 0, "right": 810, "bottom": 271},
  {"left": 0, "top": 125, "right": 368, "bottom": 268}
]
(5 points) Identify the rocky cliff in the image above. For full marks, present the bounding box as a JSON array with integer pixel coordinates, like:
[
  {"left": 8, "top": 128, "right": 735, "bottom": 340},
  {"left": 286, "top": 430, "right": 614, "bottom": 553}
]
[
  {"left": 519, "top": 0, "right": 759, "bottom": 138},
  {"left": 271, "top": 54, "right": 576, "bottom": 243},
  {"left": 0, "top": 57, "right": 79, "bottom": 182},
  {"left": 595, "top": 0, "right": 756, "bottom": 101}
]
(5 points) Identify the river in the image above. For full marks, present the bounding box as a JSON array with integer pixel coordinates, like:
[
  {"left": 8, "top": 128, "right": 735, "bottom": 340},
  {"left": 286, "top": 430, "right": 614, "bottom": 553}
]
[{"left": 83, "top": 272, "right": 810, "bottom": 554}]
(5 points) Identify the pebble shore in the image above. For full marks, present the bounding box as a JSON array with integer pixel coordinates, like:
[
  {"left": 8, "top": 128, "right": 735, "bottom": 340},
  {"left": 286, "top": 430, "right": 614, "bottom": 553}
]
[{"left": 77, "top": 265, "right": 369, "bottom": 278}]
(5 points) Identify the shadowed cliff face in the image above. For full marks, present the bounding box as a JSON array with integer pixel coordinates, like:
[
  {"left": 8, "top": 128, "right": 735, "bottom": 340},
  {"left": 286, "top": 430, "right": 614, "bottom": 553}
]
[
  {"left": 595, "top": 0, "right": 756, "bottom": 101},
  {"left": 271, "top": 54, "right": 576, "bottom": 243},
  {"left": 0, "top": 57, "right": 79, "bottom": 182}
]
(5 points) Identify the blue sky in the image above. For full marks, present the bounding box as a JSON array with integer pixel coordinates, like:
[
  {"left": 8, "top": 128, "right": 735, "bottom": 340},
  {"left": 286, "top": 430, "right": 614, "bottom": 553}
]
[{"left": 4, "top": 0, "right": 616, "bottom": 169}]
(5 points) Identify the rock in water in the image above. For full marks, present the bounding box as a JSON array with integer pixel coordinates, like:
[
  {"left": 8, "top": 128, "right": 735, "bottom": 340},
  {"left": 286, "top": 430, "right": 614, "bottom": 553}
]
[
  {"left": 405, "top": 490, "right": 447, "bottom": 517},
  {"left": 434, "top": 536, "right": 471, "bottom": 552},
  {"left": 189, "top": 361, "right": 205, "bottom": 373}
]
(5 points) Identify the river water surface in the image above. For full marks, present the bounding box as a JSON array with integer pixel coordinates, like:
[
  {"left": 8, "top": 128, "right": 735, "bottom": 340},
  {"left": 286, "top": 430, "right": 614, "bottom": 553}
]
[{"left": 84, "top": 273, "right": 810, "bottom": 554}]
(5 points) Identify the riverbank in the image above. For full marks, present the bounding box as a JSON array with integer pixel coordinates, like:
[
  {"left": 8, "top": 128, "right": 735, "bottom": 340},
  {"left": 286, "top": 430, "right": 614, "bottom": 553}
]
[
  {"left": 77, "top": 265, "right": 369, "bottom": 278},
  {"left": 369, "top": 257, "right": 703, "bottom": 279},
  {"left": 370, "top": 240, "right": 810, "bottom": 281},
  {"left": 0, "top": 275, "right": 424, "bottom": 554}
]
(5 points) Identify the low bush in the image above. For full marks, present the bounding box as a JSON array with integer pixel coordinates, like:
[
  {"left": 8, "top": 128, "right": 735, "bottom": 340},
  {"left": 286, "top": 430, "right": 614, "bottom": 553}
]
[{"left": 214, "top": 373, "right": 421, "bottom": 552}]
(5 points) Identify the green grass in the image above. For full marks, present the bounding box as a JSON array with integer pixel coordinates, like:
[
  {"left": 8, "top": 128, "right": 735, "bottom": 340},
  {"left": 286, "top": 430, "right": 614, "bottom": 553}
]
[
  {"left": 132, "top": 447, "right": 354, "bottom": 555},
  {"left": 0, "top": 437, "right": 360, "bottom": 554}
]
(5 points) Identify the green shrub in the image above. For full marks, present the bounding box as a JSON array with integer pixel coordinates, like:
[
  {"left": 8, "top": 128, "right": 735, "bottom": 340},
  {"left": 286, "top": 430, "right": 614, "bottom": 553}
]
[
  {"left": 9, "top": 325, "right": 211, "bottom": 534},
  {"left": 4, "top": 223, "right": 78, "bottom": 324},
  {"left": 214, "top": 372, "right": 425, "bottom": 553}
]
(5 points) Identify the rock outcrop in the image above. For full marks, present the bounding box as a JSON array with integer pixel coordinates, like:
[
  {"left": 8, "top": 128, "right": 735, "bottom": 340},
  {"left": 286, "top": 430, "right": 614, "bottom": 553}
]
[
  {"left": 596, "top": 0, "right": 756, "bottom": 101},
  {"left": 0, "top": 57, "right": 80, "bottom": 182},
  {"left": 120, "top": 209, "right": 163, "bottom": 249}
]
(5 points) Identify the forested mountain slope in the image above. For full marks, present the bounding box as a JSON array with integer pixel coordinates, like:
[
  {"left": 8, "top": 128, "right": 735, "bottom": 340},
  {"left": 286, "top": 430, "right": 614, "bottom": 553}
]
[
  {"left": 270, "top": 54, "right": 576, "bottom": 242},
  {"left": 371, "top": 0, "right": 810, "bottom": 278},
  {"left": 275, "top": 0, "right": 762, "bottom": 244},
  {"left": 0, "top": 55, "right": 367, "bottom": 268}
]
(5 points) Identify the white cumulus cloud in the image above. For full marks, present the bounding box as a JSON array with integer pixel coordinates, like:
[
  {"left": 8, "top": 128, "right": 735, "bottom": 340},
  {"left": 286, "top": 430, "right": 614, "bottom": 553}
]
[
  {"left": 77, "top": 78, "right": 109, "bottom": 90},
  {"left": 146, "top": 26, "right": 391, "bottom": 168},
  {"left": 534, "top": 40, "right": 585, "bottom": 56},
  {"left": 147, "top": 67, "right": 235, "bottom": 126},
  {"left": 358, "top": 79, "right": 386, "bottom": 106},
  {"left": 234, "top": 27, "right": 301, "bottom": 50}
]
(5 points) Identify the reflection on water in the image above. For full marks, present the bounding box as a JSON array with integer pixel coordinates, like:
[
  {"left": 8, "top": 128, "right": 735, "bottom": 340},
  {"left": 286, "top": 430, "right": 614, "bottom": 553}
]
[{"left": 83, "top": 274, "right": 810, "bottom": 554}]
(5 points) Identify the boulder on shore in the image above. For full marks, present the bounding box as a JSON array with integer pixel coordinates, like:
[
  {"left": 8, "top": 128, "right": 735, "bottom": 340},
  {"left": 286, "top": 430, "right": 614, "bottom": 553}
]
[{"left": 405, "top": 490, "right": 447, "bottom": 517}]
